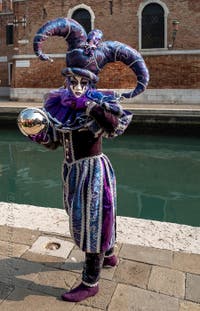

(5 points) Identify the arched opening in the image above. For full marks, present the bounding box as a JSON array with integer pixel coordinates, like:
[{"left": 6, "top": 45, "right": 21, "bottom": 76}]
[
  {"left": 142, "top": 3, "right": 164, "bottom": 49},
  {"left": 72, "top": 8, "right": 91, "bottom": 34}
]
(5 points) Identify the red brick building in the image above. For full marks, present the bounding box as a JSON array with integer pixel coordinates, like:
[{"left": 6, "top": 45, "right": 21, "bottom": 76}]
[{"left": 0, "top": 0, "right": 199, "bottom": 103}]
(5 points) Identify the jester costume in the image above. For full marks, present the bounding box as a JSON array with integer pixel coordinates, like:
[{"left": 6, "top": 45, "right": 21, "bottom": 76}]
[
  {"left": 41, "top": 87, "right": 132, "bottom": 255},
  {"left": 28, "top": 17, "right": 149, "bottom": 302}
]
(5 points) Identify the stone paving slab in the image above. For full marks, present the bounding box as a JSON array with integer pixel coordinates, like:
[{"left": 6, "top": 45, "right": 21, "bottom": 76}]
[
  {"left": 0, "top": 225, "right": 40, "bottom": 246},
  {"left": 108, "top": 283, "right": 179, "bottom": 311},
  {"left": 179, "top": 301, "right": 200, "bottom": 311},
  {"left": 78, "top": 279, "right": 117, "bottom": 310},
  {"left": 186, "top": 273, "right": 200, "bottom": 304},
  {"left": 60, "top": 246, "right": 86, "bottom": 273},
  {"left": 28, "top": 266, "right": 78, "bottom": 297},
  {"left": 0, "top": 287, "right": 75, "bottom": 311},
  {"left": 0, "top": 240, "right": 29, "bottom": 258},
  {"left": 173, "top": 251, "right": 200, "bottom": 274},
  {"left": 71, "top": 306, "right": 103, "bottom": 311},
  {"left": 148, "top": 266, "right": 185, "bottom": 298},
  {"left": 28, "top": 235, "right": 74, "bottom": 259},
  {"left": 0, "top": 223, "right": 200, "bottom": 310},
  {"left": 113, "top": 258, "right": 151, "bottom": 289},
  {"left": 120, "top": 243, "right": 173, "bottom": 267},
  {"left": 22, "top": 249, "right": 66, "bottom": 270},
  {"left": 0, "top": 255, "right": 46, "bottom": 289},
  {"left": 0, "top": 282, "right": 14, "bottom": 304}
]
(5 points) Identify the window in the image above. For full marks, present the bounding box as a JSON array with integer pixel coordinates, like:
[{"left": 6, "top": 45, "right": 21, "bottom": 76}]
[
  {"left": 0, "top": 0, "right": 13, "bottom": 12},
  {"left": 6, "top": 24, "right": 13, "bottom": 45},
  {"left": 142, "top": 3, "right": 164, "bottom": 49},
  {"left": 10, "top": 0, "right": 13, "bottom": 11},
  {"left": 72, "top": 8, "right": 91, "bottom": 33},
  {"left": 137, "top": 0, "right": 169, "bottom": 50},
  {"left": 8, "top": 62, "right": 13, "bottom": 85}
]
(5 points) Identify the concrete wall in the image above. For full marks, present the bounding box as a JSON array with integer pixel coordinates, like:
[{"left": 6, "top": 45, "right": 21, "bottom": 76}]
[
  {"left": 9, "top": 88, "right": 200, "bottom": 105},
  {"left": 0, "top": 87, "right": 10, "bottom": 97}
]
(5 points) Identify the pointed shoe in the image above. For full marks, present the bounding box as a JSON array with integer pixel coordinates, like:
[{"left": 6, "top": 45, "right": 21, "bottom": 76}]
[
  {"left": 103, "top": 255, "right": 119, "bottom": 268},
  {"left": 61, "top": 282, "right": 99, "bottom": 302}
]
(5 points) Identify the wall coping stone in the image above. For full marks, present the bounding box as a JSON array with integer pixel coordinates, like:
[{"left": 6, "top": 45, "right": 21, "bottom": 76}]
[{"left": 0, "top": 202, "right": 199, "bottom": 254}]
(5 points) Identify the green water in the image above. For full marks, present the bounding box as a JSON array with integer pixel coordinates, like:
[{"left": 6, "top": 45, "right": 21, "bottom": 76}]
[{"left": 0, "top": 126, "right": 200, "bottom": 227}]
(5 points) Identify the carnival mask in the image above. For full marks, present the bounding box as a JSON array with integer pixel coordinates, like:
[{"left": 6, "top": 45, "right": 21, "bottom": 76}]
[{"left": 68, "top": 75, "right": 89, "bottom": 98}]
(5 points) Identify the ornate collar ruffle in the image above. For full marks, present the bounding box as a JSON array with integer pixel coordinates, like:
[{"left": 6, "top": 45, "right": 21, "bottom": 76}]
[{"left": 43, "top": 88, "right": 92, "bottom": 131}]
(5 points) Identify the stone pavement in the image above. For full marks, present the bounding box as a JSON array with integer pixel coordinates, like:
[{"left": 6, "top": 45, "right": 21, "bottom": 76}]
[{"left": 0, "top": 224, "right": 200, "bottom": 311}]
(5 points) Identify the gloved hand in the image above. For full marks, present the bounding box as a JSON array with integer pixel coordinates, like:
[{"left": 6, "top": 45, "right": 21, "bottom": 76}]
[
  {"left": 28, "top": 131, "right": 49, "bottom": 144},
  {"left": 86, "top": 89, "right": 117, "bottom": 104},
  {"left": 86, "top": 89, "right": 123, "bottom": 116}
]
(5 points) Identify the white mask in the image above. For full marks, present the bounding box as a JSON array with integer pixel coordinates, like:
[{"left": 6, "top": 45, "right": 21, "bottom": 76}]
[{"left": 69, "top": 75, "right": 89, "bottom": 98}]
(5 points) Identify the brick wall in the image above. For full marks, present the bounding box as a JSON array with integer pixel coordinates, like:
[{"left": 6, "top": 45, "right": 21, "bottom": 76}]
[
  {"left": 145, "top": 54, "right": 200, "bottom": 89},
  {"left": 98, "top": 54, "right": 200, "bottom": 89},
  {"left": 13, "top": 58, "right": 66, "bottom": 88},
  {"left": 13, "top": 54, "right": 200, "bottom": 90},
  {"left": 0, "top": 4, "right": 14, "bottom": 86},
  {"left": 14, "top": 0, "right": 199, "bottom": 52},
  {"left": 0, "top": 0, "right": 200, "bottom": 92}
]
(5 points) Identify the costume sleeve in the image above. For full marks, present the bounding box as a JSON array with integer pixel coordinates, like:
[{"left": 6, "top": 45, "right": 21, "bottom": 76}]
[
  {"left": 28, "top": 89, "right": 64, "bottom": 149},
  {"left": 88, "top": 105, "right": 119, "bottom": 132},
  {"left": 86, "top": 90, "right": 133, "bottom": 138},
  {"left": 28, "top": 125, "right": 61, "bottom": 150}
]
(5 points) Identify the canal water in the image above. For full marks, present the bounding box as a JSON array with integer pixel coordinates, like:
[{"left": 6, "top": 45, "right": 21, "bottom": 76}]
[{"left": 0, "top": 126, "right": 200, "bottom": 227}]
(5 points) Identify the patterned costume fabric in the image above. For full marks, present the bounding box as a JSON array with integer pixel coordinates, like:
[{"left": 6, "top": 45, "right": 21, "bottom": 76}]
[
  {"left": 63, "top": 153, "right": 116, "bottom": 253},
  {"left": 37, "top": 88, "right": 132, "bottom": 253}
]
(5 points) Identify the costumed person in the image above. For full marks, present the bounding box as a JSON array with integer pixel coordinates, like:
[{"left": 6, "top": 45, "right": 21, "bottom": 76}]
[{"left": 19, "top": 18, "right": 149, "bottom": 302}]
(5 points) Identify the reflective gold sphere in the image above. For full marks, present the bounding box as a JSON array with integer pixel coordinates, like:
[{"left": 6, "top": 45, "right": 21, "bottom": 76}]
[{"left": 17, "top": 108, "right": 49, "bottom": 136}]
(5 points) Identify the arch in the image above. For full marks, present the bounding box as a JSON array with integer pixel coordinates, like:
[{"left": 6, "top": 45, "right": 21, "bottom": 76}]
[
  {"left": 68, "top": 4, "right": 95, "bottom": 33},
  {"left": 137, "top": 0, "right": 169, "bottom": 50}
]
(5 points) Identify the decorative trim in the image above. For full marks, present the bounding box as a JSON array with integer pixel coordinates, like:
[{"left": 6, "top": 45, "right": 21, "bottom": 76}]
[
  {"left": 16, "top": 60, "right": 30, "bottom": 67},
  {"left": 82, "top": 280, "right": 98, "bottom": 287},
  {"left": 97, "top": 158, "right": 103, "bottom": 253},
  {"left": 86, "top": 159, "right": 93, "bottom": 252},
  {"left": 12, "top": 49, "right": 200, "bottom": 61},
  {"left": 18, "top": 39, "right": 29, "bottom": 44},
  {"left": 0, "top": 12, "right": 13, "bottom": 16},
  {"left": 12, "top": 54, "right": 66, "bottom": 60},
  {"left": 86, "top": 101, "right": 97, "bottom": 115},
  {"left": 80, "top": 163, "right": 85, "bottom": 250},
  {"left": 141, "top": 49, "right": 200, "bottom": 56}
]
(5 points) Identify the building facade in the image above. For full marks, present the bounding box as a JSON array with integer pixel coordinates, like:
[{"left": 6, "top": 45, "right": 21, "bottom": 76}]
[{"left": 0, "top": 0, "right": 199, "bottom": 103}]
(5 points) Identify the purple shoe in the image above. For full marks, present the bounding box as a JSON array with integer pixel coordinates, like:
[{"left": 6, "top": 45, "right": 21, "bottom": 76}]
[
  {"left": 103, "top": 255, "right": 119, "bottom": 268},
  {"left": 61, "top": 282, "right": 99, "bottom": 302}
]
